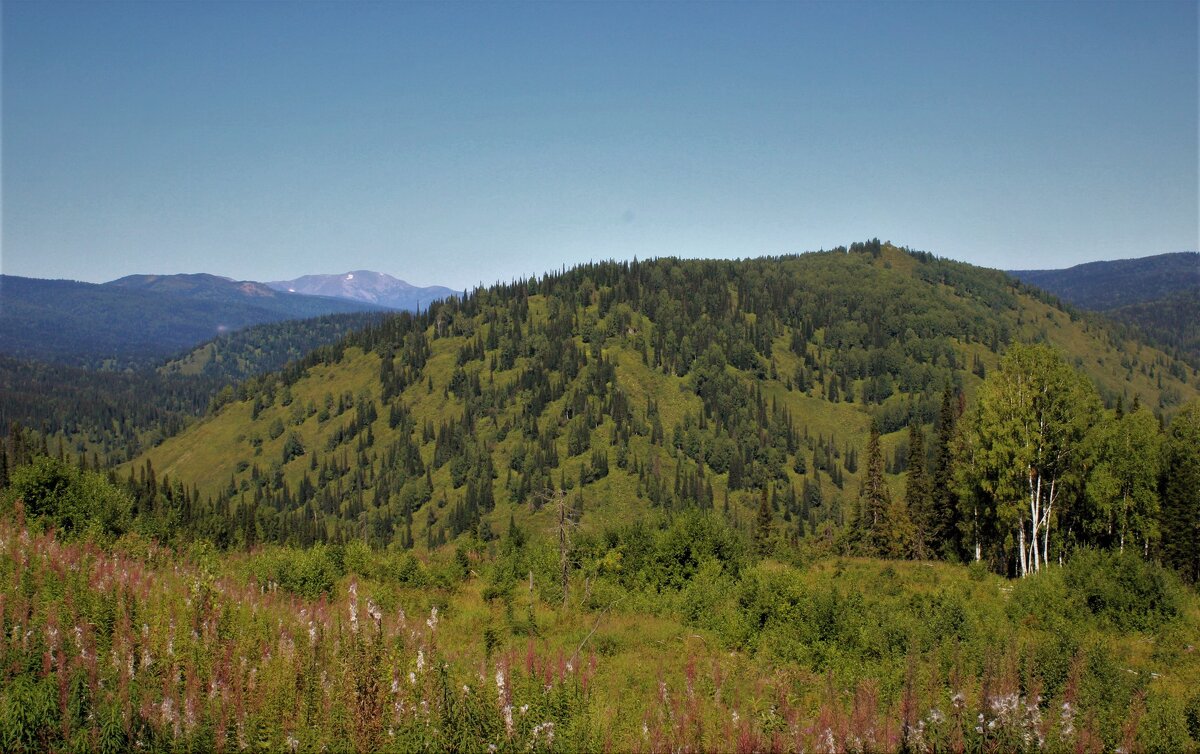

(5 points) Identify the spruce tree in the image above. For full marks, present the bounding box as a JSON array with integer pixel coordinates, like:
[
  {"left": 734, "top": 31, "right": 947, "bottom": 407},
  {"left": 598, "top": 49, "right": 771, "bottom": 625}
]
[
  {"left": 931, "top": 386, "right": 960, "bottom": 559},
  {"left": 856, "top": 420, "right": 890, "bottom": 555},
  {"left": 1160, "top": 400, "right": 1200, "bottom": 582},
  {"left": 755, "top": 486, "right": 773, "bottom": 556},
  {"left": 904, "top": 422, "right": 932, "bottom": 558}
]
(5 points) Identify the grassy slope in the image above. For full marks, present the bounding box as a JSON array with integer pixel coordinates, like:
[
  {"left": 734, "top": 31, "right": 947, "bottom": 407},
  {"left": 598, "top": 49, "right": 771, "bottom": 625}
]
[
  {"left": 3, "top": 515, "right": 1197, "bottom": 751},
  {"left": 133, "top": 247, "right": 1198, "bottom": 551}
]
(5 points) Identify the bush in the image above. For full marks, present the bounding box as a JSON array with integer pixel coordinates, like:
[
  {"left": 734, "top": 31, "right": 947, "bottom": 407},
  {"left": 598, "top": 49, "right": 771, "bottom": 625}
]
[
  {"left": 1064, "top": 548, "right": 1181, "bottom": 631},
  {"left": 251, "top": 544, "right": 342, "bottom": 598},
  {"left": 3, "top": 456, "right": 132, "bottom": 541}
]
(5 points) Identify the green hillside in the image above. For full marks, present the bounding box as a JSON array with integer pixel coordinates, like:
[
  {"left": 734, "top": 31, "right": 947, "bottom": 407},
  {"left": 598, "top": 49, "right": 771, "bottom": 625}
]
[
  {"left": 5, "top": 242, "right": 1200, "bottom": 752},
  {"left": 1009, "top": 253, "right": 1200, "bottom": 366},
  {"left": 128, "top": 243, "right": 1197, "bottom": 560},
  {"left": 159, "top": 311, "right": 389, "bottom": 382}
]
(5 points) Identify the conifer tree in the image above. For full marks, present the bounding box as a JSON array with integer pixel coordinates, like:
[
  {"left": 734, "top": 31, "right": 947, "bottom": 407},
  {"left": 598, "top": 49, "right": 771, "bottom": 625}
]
[
  {"left": 856, "top": 421, "right": 890, "bottom": 555},
  {"left": 1160, "top": 400, "right": 1200, "bottom": 582},
  {"left": 755, "top": 486, "right": 773, "bottom": 556},
  {"left": 905, "top": 422, "right": 932, "bottom": 558},
  {"left": 931, "top": 386, "right": 961, "bottom": 559}
]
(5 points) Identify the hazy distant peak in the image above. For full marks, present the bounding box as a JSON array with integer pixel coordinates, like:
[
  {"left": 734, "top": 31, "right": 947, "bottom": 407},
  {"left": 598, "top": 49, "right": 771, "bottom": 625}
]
[{"left": 266, "top": 271, "right": 455, "bottom": 311}]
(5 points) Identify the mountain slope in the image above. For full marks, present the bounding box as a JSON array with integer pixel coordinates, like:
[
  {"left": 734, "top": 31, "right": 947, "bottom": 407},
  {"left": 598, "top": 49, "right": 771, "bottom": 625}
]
[
  {"left": 1009, "top": 251, "right": 1198, "bottom": 310},
  {"left": 131, "top": 243, "right": 1198, "bottom": 554},
  {"left": 1009, "top": 252, "right": 1200, "bottom": 365},
  {"left": 267, "top": 270, "right": 457, "bottom": 311},
  {"left": 159, "top": 310, "right": 389, "bottom": 383},
  {"left": 0, "top": 274, "right": 383, "bottom": 369}
]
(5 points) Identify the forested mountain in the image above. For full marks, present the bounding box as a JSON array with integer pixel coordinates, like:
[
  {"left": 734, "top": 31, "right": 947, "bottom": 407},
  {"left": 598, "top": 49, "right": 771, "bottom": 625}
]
[
  {"left": 1105, "top": 287, "right": 1200, "bottom": 365},
  {"left": 6, "top": 242, "right": 1200, "bottom": 752},
  {"left": 0, "top": 274, "right": 383, "bottom": 369},
  {"left": 0, "top": 355, "right": 220, "bottom": 463},
  {"left": 0, "top": 312, "right": 390, "bottom": 466},
  {"left": 267, "top": 270, "right": 457, "bottom": 311},
  {"left": 1010, "top": 252, "right": 1200, "bottom": 365},
  {"left": 160, "top": 311, "right": 390, "bottom": 383},
  {"left": 1009, "top": 252, "right": 1198, "bottom": 310},
  {"left": 126, "top": 242, "right": 1197, "bottom": 574}
]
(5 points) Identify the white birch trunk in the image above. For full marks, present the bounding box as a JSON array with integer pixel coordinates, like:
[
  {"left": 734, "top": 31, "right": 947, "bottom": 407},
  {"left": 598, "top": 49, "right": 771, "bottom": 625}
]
[
  {"left": 1042, "top": 478, "right": 1056, "bottom": 570},
  {"left": 1018, "top": 522, "right": 1028, "bottom": 578}
]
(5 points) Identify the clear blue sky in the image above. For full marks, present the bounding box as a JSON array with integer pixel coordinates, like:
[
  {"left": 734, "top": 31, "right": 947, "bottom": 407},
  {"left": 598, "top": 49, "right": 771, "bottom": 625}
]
[{"left": 3, "top": 1, "right": 1196, "bottom": 289}]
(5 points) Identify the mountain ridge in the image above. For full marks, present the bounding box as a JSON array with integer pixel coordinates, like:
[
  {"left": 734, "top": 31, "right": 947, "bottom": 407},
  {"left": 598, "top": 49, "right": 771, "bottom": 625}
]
[
  {"left": 0, "top": 273, "right": 384, "bottom": 369},
  {"left": 1008, "top": 251, "right": 1198, "bottom": 310},
  {"left": 266, "top": 270, "right": 457, "bottom": 311}
]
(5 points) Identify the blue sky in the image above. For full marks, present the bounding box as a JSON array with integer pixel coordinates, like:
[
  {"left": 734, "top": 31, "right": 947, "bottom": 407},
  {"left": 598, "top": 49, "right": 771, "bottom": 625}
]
[{"left": 3, "top": 1, "right": 1196, "bottom": 289}]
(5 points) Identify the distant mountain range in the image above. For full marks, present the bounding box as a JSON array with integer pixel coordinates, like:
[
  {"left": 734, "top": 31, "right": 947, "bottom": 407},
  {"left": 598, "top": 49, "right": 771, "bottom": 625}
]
[
  {"left": 1008, "top": 252, "right": 1198, "bottom": 310},
  {"left": 1009, "top": 252, "right": 1199, "bottom": 365},
  {"left": 266, "top": 271, "right": 457, "bottom": 312},
  {"left": 0, "top": 274, "right": 384, "bottom": 369}
]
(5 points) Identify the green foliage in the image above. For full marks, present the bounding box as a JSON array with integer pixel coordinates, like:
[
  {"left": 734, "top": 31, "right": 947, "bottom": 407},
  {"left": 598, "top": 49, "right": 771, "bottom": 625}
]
[
  {"left": 1161, "top": 400, "right": 1200, "bottom": 582},
  {"left": 1083, "top": 407, "right": 1161, "bottom": 552},
  {"left": 3, "top": 455, "right": 131, "bottom": 540},
  {"left": 956, "top": 343, "right": 1101, "bottom": 575},
  {"left": 248, "top": 544, "right": 342, "bottom": 598},
  {"left": 1064, "top": 548, "right": 1182, "bottom": 631}
]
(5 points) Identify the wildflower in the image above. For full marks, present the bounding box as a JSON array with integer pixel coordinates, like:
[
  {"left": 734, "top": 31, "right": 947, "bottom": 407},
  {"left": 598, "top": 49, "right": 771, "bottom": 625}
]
[
  {"left": 368, "top": 599, "right": 382, "bottom": 623},
  {"left": 1060, "top": 701, "right": 1075, "bottom": 737},
  {"left": 409, "top": 671, "right": 416, "bottom": 686},
  {"left": 286, "top": 733, "right": 299, "bottom": 752},
  {"left": 520, "top": 704, "right": 528, "bottom": 716},
  {"left": 426, "top": 606, "right": 439, "bottom": 631},
  {"left": 417, "top": 648, "right": 425, "bottom": 672},
  {"left": 819, "top": 728, "right": 837, "bottom": 754},
  {"left": 531, "top": 721, "right": 555, "bottom": 746}
]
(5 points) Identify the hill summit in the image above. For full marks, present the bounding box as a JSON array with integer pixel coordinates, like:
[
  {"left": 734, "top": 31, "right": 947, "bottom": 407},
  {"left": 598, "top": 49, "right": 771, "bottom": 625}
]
[{"left": 133, "top": 241, "right": 1197, "bottom": 559}]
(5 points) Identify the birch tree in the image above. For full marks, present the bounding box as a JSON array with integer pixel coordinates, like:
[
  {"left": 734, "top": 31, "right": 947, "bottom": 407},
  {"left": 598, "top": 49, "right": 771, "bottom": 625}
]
[
  {"left": 1084, "top": 407, "right": 1161, "bottom": 554},
  {"left": 958, "top": 344, "right": 1099, "bottom": 576}
]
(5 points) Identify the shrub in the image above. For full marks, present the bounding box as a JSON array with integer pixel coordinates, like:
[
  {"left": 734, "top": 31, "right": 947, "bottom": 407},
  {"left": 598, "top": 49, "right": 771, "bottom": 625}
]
[
  {"left": 3, "top": 456, "right": 131, "bottom": 541},
  {"left": 1064, "top": 548, "right": 1181, "bottom": 631}
]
